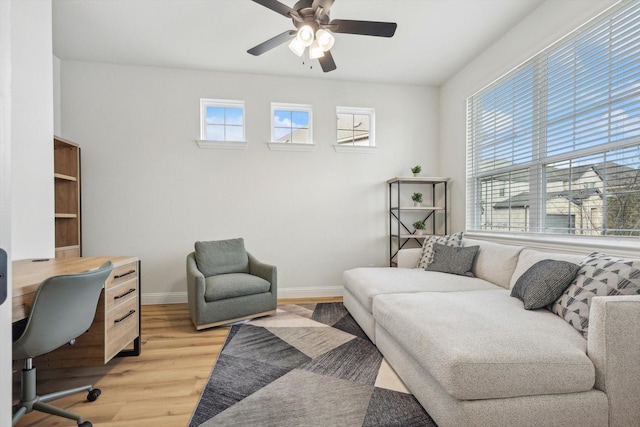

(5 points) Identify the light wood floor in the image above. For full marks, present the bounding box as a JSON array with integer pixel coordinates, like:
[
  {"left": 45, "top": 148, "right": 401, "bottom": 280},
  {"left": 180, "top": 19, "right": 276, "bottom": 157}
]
[{"left": 13, "top": 298, "right": 342, "bottom": 427}]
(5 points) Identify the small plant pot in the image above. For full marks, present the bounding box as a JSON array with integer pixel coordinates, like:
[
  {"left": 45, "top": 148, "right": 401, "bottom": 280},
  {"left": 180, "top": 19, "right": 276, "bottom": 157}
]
[
  {"left": 413, "top": 173, "right": 419, "bottom": 177},
  {"left": 415, "top": 229, "right": 424, "bottom": 236},
  {"left": 413, "top": 201, "right": 421, "bottom": 207}
]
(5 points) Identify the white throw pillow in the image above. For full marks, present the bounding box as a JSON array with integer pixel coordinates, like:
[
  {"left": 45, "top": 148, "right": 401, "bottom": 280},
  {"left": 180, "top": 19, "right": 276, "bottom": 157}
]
[{"left": 417, "top": 232, "right": 464, "bottom": 270}]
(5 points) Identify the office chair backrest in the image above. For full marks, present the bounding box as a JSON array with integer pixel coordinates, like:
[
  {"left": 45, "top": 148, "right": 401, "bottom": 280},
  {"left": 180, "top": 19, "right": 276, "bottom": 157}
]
[{"left": 13, "top": 261, "right": 113, "bottom": 360}]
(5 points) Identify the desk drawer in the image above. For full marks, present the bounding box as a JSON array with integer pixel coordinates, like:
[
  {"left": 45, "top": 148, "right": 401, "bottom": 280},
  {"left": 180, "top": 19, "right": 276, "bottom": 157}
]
[
  {"left": 106, "top": 296, "right": 139, "bottom": 361},
  {"left": 106, "top": 279, "right": 139, "bottom": 312},
  {"left": 108, "top": 261, "right": 138, "bottom": 290}
]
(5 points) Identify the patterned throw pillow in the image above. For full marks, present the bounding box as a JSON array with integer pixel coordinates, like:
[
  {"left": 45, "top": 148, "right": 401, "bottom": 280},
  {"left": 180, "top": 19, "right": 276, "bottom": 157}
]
[
  {"left": 426, "top": 243, "right": 479, "bottom": 277},
  {"left": 417, "top": 232, "right": 464, "bottom": 269},
  {"left": 551, "top": 252, "right": 640, "bottom": 338},
  {"left": 510, "top": 259, "right": 580, "bottom": 310}
]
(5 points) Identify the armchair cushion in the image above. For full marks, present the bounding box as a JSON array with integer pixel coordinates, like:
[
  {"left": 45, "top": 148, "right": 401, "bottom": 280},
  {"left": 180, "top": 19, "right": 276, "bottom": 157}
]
[
  {"left": 195, "top": 238, "right": 249, "bottom": 277},
  {"left": 204, "top": 273, "right": 271, "bottom": 302}
]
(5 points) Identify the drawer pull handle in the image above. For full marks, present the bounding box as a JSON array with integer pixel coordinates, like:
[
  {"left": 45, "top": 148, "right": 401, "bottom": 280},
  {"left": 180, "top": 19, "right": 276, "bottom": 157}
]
[
  {"left": 114, "top": 269, "right": 136, "bottom": 279},
  {"left": 114, "top": 288, "right": 136, "bottom": 300},
  {"left": 114, "top": 310, "right": 136, "bottom": 324}
]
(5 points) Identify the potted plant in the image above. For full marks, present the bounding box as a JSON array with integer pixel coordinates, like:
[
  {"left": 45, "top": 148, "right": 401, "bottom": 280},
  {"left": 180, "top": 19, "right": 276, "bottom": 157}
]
[
  {"left": 411, "top": 165, "right": 422, "bottom": 177},
  {"left": 411, "top": 192, "right": 423, "bottom": 207},
  {"left": 413, "top": 220, "right": 426, "bottom": 235}
]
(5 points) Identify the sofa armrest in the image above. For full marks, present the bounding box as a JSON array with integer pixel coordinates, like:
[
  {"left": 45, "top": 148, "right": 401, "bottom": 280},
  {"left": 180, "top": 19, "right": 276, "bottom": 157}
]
[
  {"left": 398, "top": 248, "right": 421, "bottom": 268},
  {"left": 587, "top": 295, "right": 640, "bottom": 427},
  {"left": 248, "top": 252, "right": 278, "bottom": 295}
]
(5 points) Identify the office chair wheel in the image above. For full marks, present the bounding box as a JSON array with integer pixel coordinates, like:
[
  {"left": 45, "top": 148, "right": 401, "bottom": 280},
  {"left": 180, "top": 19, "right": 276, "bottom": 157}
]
[
  {"left": 87, "top": 388, "right": 101, "bottom": 402},
  {"left": 78, "top": 422, "right": 92, "bottom": 427}
]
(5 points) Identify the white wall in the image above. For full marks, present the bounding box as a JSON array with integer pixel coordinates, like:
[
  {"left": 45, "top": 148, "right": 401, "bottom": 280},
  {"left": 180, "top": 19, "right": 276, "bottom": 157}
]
[
  {"left": 0, "top": 0, "right": 12, "bottom": 422},
  {"left": 10, "top": 0, "right": 54, "bottom": 260},
  {"left": 60, "top": 61, "right": 439, "bottom": 301},
  {"left": 440, "top": 0, "right": 618, "bottom": 233},
  {"left": 53, "top": 55, "right": 61, "bottom": 135}
]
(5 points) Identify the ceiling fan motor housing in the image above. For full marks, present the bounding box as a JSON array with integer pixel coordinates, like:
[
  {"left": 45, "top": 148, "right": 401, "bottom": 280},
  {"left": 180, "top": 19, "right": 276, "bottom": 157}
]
[{"left": 292, "top": 0, "right": 330, "bottom": 28}]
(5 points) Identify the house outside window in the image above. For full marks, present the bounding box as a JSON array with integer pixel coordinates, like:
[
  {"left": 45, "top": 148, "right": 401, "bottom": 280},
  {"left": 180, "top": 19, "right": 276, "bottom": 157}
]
[
  {"left": 200, "top": 99, "right": 245, "bottom": 142},
  {"left": 466, "top": 0, "right": 640, "bottom": 238},
  {"left": 271, "top": 103, "right": 312, "bottom": 144},
  {"left": 336, "top": 107, "right": 375, "bottom": 146}
]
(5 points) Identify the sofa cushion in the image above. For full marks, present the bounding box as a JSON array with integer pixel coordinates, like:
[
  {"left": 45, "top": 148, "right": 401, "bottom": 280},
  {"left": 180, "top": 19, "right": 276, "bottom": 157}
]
[
  {"left": 552, "top": 252, "right": 640, "bottom": 338},
  {"left": 417, "top": 232, "right": 464, "bottom": 269},
  {"left": 427, "top": 243, "right": 479, "bottom": 277},
  {"left": 204, "top": 273, "right": 270, "bottom": 302},
  {"left": 511, "top": 259, "right": 580, "bottom": 310},
  {"left": 373, "top": 290, "right": 595, "bottom": 400},
  {"left": 195, "top": 238, "right": 249, "bottom": 277},
  {"left": 465, "top": 239, "right": 523, "bottom": 289},
  {"left": 509, "top": 248, "right": 584, "bottom": 289},
  {"left": 342, "top": 267, "right": 500, "bottom": 312}
]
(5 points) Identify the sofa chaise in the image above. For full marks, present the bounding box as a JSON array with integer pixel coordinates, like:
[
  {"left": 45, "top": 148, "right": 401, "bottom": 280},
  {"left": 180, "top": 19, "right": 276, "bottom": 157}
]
[{"left": 343, "top": 238, "right": 640, "bottom": 427}]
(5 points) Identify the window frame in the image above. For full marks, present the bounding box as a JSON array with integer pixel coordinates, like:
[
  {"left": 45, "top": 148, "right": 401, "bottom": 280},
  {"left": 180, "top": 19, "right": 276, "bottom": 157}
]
[
  {"left": 466, "top": 0, "right": 640, "bottom": 240},
  {"left": 335, "top": 106, "right": 376, "bottom": 149},
  {"left": 269, "top": 102, "right": 313, "bottom": 148},
  {"left": 198, "top": 98, "right": 247, "bottom": 150}
]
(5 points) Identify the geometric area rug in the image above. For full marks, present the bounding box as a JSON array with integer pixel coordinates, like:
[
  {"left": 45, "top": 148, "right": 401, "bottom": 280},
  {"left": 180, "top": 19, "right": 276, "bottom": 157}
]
[{"left": 189, "top": 302, "right": 437, "bottom": 427}]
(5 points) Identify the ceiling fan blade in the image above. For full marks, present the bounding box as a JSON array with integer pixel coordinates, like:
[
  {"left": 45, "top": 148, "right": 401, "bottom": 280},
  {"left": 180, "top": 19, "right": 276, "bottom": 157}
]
[
  {"left": 329, "top": 19, "right": 397, "bottom": 37},
  {"left": 247, "top": 30, "right": 296, "bottom": 56},
  {"left": 312, "top": 0, "right": 335, "bottom": 19},
  {"left": 318, "top": 50, "right": 337, "bottom": 73},
  {"left": 251, "top": 0, "right": 295, "bottom": 18}
]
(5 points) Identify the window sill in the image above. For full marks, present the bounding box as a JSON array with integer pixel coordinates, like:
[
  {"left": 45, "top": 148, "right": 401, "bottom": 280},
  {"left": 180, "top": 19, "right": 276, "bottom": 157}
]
[
  {"left": 267, "top": 142, "right": 315, "bottom": 152},
  {"left": 333, "top": 145, "right": 377, "bottom": 154},
  {"left": 196, "top": 140, "right": 247, "bottom": 150},
  {"left": 465, "top": 231, "right": 640, "bottom": 259}
]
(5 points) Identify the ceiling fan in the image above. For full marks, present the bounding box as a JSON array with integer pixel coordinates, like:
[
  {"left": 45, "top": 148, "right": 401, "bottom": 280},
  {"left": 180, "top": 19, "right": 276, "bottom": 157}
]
[{"left": 247, "top": 0, "right": 398, "bottom": 72}]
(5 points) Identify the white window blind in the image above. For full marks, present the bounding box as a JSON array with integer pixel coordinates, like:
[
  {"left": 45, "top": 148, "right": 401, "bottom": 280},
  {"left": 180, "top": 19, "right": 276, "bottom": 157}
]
[{"left": 467, "top": 0, "right": 640, "bottom": 237}]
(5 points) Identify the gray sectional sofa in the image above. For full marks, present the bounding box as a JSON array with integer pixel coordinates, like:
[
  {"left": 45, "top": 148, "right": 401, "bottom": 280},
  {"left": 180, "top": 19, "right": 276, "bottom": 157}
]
[{"left": 343, "top": 238, "right": 640, "bottom": 427}]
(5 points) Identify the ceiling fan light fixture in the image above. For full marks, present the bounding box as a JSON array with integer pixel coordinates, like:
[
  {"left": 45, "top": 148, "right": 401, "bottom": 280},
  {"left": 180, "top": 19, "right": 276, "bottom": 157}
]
[
  {"left": 315, "top": 29, "right": 335, "bottom": 51},
  {"left": 288, "top": 38, "right": 305, "bottom": 56},
  {"left": 309, "top": 41, "right": 325, "bottom": 59},
  {"left": 296, "top": 25, "right": 315, "bottom": 47}
]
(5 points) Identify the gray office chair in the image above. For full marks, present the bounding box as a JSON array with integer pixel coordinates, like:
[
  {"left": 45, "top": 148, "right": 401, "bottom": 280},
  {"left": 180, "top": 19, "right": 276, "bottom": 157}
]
[
  {"left": 12, "top": 261, "right": 113, "bottom": 427},
  {"left": 186, "top": 238, "right": 277, "bottom": 330}
]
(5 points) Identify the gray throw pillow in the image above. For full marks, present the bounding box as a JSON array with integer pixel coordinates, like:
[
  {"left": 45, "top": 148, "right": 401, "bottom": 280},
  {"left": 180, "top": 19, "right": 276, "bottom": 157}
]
[
  {"left": 426, "top": 243, "right": 479, "bottom": 277},
  {"left": 417, "top": 232, "right": 464, "bottom": 269},
  {"left": 194, "top": 238, "right": 249, "bottom": 277},
  {"left": 510, "top": 259, "right": 580, "bottom": 310},
  {"left": 551, "top": 252, "right": 640, "bottom": 338}
]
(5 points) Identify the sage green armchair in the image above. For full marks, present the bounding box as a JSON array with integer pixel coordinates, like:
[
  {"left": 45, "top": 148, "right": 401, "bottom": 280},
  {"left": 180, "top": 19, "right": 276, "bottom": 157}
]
[{"left": 186, "top": 238, "right": 277, "bottom": 330}]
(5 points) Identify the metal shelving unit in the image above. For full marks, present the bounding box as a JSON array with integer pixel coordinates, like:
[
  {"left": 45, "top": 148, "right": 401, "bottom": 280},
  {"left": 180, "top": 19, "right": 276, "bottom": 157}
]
[{"left": 388, "top": 177, "right": 449, "bottom": 266}]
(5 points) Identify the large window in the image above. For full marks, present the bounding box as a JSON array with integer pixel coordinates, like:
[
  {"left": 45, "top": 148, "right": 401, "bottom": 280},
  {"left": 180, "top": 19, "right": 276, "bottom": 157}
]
[
  {"left": 200, "top": 99, "right": 245, "bottom": 142},
  {"left": 271, "top": 103, "right": 312, "bottom": 144},
  {"left": 467, "top": 0, "right": 640, "bottom": 237}
]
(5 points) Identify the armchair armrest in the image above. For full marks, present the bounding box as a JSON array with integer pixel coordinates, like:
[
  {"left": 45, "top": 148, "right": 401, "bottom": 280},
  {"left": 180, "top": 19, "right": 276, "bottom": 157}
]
[
  {"left": 587, "top": 295, "right": 640, "bottom": 427},
  {"left": 186, "top": 253, "right": 207, "bottom": 323},
  {"left": 248, "top": 252, "right": 277, "bottom": 295}
]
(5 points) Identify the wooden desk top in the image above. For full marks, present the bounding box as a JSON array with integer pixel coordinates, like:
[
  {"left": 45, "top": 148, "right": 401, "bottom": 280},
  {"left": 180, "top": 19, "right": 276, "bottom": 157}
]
[{"left": 12, "top": 256, "right": 139, "bottom": 322}]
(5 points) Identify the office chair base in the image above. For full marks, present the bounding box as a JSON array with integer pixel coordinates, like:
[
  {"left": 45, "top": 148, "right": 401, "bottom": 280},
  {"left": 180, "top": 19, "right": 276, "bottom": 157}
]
[{"left": 12, "top": 364, "right": 100, "bottom": 426}]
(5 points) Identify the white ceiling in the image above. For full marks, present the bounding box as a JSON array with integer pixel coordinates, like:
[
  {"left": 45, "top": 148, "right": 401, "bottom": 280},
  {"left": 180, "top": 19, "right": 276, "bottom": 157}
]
[{"left": 52, "top": 0, "right": 546, "bottom": 86}]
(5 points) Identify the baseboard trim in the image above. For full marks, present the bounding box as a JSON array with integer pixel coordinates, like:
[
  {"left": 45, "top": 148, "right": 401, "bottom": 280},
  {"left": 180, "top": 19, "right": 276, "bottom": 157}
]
[{"left": 141, "top": 287, "right": 344, "bottom": 305}]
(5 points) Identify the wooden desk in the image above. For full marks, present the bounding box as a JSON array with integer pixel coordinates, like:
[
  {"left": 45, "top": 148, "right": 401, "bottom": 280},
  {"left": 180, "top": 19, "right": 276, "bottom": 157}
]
[{"left": 12, "top": 256, "right": 141, "bottom": 368}]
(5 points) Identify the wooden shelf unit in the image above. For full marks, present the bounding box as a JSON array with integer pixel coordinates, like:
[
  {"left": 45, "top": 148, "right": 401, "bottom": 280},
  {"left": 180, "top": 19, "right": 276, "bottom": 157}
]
[
  {"left": 54, "top": 137, "right": 81, "bottom": 258},
  {"left": 388, "top": 177, "right": 449, "bottom": 266}
]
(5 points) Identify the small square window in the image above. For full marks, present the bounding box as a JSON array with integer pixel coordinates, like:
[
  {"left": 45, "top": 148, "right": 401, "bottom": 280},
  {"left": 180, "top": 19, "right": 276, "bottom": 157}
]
[
  {"left": 337, "top": 107, "right": 375, "bottom": 146},
  {"left": 271, "top": 103, "right": 312, "bottom": 144},
  {"left": 200, "top": 99, "right": 245, "bottom": 142}
]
